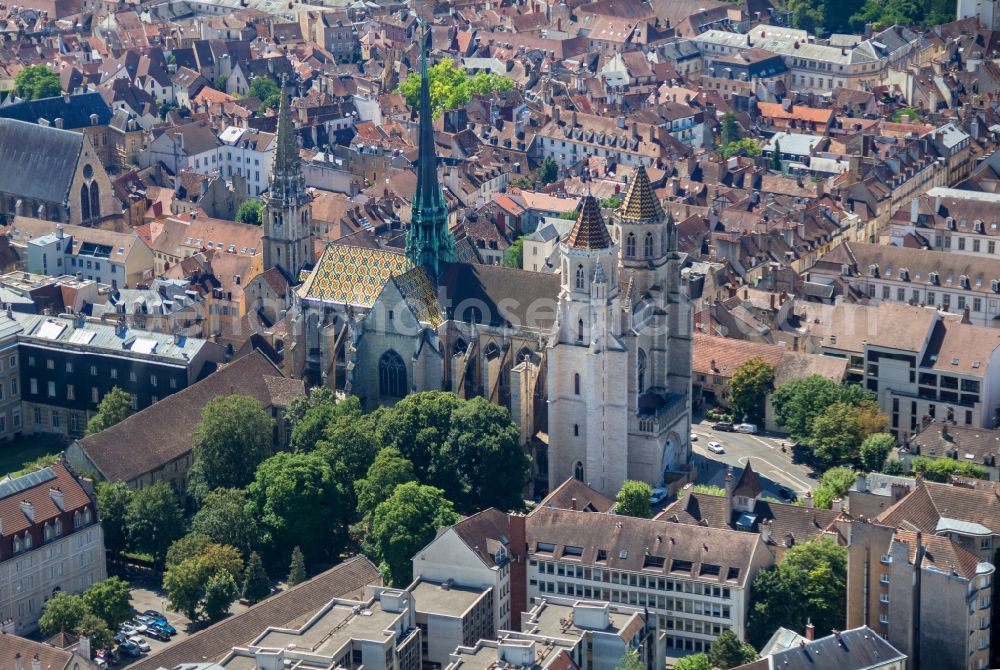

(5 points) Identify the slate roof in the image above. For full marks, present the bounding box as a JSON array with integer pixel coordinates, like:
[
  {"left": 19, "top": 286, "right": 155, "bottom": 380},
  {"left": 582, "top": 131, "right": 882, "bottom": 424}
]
[
  {"left": 894, "top": 530, "right": 985, "bottom": 579},
  {"left": 437, "top": 262, "right": 561, "bottom": 332},
  {"left": 0, "top": 91, "right": 112, "bottom": 129},
  {"left": 734, "top": 461, "right": 763, "bottom": 498},
  {"left": 565, "top": 195, "right": 612, "bottom": 250},
  {"left": 754, "top": 626, "right": 905, "bottom": 670},
  {"left": 0, "top": 118, "right": 84, "bottom": 203},
  {"left": 300, "top": 244, "right": 412, "bottom": 307},
  {"left": 129, "top": 557, "right": 380, "bottom": 670},
  {"left": 451, "top": 508, "right": 515, "bottom": 568},
  {"left": 877, "top": 480, "right": 1000, "bottom": 534},
  {"left": 538, "top": 477, "right": 616, "bottom": 513},
  {"left": 73, "top": 351, "right": 302, "bottom": 482}
]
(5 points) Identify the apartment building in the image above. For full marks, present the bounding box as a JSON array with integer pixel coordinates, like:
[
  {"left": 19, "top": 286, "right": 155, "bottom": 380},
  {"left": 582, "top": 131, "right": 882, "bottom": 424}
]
[
  {"left": 214, "top": 126, "right": 276, "bottom": 197},
  {"left": 0, "top": 314, "right": 23, "bottom": 441},
  {"left": 812, "top": 242, "right": 1000, "bottom": 328},
  {"left": 532, "top": 108, "right": 671, "bottom": 168},
  {"left": 410, "top": 579, "right": 495, "bottom": 668},
  {"left": 0, "top": 462, "right": 106, "bottom": 634},
  {"left": 734, "top": 626, "right": 906, "bottom": 670},
  {"left": 841, "top": 518, "right": 993, "bottom": 670},
  {"left": 905, "top": 420, "right": 1000, "bottom": 480},
  {"left": 889, "top": 189, "right": 1000, "bottom": 258},
  {"left": 14, "top": 312, "right": 224, "bottom": 437}
]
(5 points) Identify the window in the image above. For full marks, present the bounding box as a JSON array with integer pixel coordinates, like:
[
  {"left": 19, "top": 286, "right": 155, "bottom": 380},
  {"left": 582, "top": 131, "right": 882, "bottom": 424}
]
[
  {"left": 46, "top": 359, "right": 54, "bottom": 370},
  {"left": 378, "top": 350, "right": 407, "bottom": 398},
  {"left": 981, "top": 538, "right": 991, "bottom": 550},
  {"left": 47, "top": 381, "right": 55, "bottom": 398},
  {"left": 129, "top": 371, "right": 137, "bottom": 383},
  {"left": 574, "top": 373, "right": 581, "bottom": 395},
  {"left": 644, "top": 232, "right": 654, "bottom": 257},
  {"left": 27, "top": 356, "right": 34, "bottom": 367},
  {"left": 65, "top": 361, "right": 73, "bottom": 373},
  {"left": 66, "top": 385, "right": 74, "bottom": 401},
  {"left": 150, "top": 374, "right": 157, "bottom": 387},
  {"left": 9, "top": 355, "right": 15, "bottom": 368},
  {"left": 130, "top": 394, "right": 138, "bottom": 410},
  {"left": 90, "top": 365, "right": 96, "bottom": 375},
  {"left": 625, "top": 232, "right": 636, "bottom": 258},
  {"left": 577, "top": 319, "right": 584, "bottom": 341},
  {"left": 574, "top": 461, "right": 584, "bottom": 481},
  {"left": 638, "top": 348, "right": 647, "bottom": 394},
  {"left": 91, "top": 387, "right": 98, "bottom": 403},
  {"left": 110, "top": 368, "right": 117, "bottom": 380},
  {"left": 882, "top": 286, "right": 890, "bottom": 299},
  {"left": 575, "top": 264, "right": 585, "bottom": 290},
  {"left": 974, "top": 298, "right": 983, "bottom": 312}
]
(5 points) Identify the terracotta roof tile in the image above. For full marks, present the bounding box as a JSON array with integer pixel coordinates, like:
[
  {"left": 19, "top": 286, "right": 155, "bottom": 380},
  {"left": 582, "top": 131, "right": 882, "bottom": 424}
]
[{"left": 564, "top": 195, "right": 612, "bottom": 250}]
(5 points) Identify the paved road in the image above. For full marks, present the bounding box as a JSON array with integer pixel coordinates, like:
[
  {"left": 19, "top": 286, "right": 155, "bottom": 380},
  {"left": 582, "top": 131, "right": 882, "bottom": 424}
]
[{"left": 690, "top": 421, "right": 818, "bottom": 497}]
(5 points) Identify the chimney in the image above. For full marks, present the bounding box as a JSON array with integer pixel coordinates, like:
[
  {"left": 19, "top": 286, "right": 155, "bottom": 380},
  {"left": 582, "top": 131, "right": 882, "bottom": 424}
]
[
  {"left": 49, "top": 487, "right": 64, "bottom": 511},
  {"left": 962, "top": 307, "right": 971, "bottom": 324},
  {"left": 14, "top": 654, "right": 21, "bottom": 670},
  {"left": 54, "top": 117, "right": 63, "bottom": 129},
  {"left": 724, "top": 468, "right": 734, "bottom": 524},
  {"left": 78, "top": 635, "right": 91, "bottom": 660},
  {"left": 803, "top": 490, "right": 813, "bottom": 508},
  {"left": 55, "top": 224, "right": 64, "bottom": 240},
  {"left": 760, "top": 519, "right": 772, "bottom": 544},
  {"left": 831, "top": 497, "right": 842, "bottom": 513},
  {"left": 805, "top": 621, "right": 815, "bottom": 641},
  {"left": 570, "top": 497, "right": 577, "bottom": 511},
  {"left": 32, "top": 654, "right": 40, "bottom": 670},
  {"left": 782, "top": 98, "right": 792, "bottom": 113},
  {"left": 855, "top": 473, "right": 867, "bottom": 493},
  {"left": 20, "top": 500, "right": 34, "bottom": 522},
  {"left": 630, "top": 122, "right": 638, "bottom": 139},
  {"left": 769, "top": 291, "right": 776, "bottom": 310}
]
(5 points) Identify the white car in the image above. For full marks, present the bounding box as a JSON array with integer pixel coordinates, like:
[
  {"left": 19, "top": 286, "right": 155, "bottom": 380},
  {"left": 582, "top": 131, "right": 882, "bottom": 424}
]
[
  {"left": 649, "top": 487, "right": 668, "bottom": 506},
  {"left": 735, "top": 423, "right": 758, "bottom": 434},
  {"left": 707, "top": 441, "right": 725, "bottom": 454},
  {"left": 690, "top": 433, "right": 698, "bottom": 441},
  {"left": 129, "top": 636, "right": 151, "bottom": 653}
]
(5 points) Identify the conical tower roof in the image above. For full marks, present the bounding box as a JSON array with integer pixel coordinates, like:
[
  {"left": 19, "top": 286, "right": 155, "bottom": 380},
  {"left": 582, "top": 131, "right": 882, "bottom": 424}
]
[
  {"left": 565, "top": 195, "right": 612, "bottom": 250},
  {"left": 618, "top": 164, "right": 664, "bottom": 222},
  {"left": 269, "top": 76, "right": 305, "bottom": 204}
]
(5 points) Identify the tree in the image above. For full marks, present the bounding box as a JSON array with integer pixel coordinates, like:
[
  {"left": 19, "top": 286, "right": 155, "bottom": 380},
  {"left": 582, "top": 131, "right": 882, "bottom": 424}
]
[
  {"left": 199, "top": 543, "right": 244, "bottom": 584},
  {"left": 397, "top": 58, "right": 513, "bottom": 118},
  {"left": 537, "top": 157, "right": 559, "bottom": 184},
  {"left": 189, "top": 395, "right": 274, "bottom": 499},
  {"left": 708, "top": 630, "right": 758, "bottom": 669},
  {"left": 202, "top": 571, "right": 238, "bottom": 621},
  {"left": 772, "top": 376, "right": 874, "bottom": 440},
  {"left": 881, "top": 458, "right": 905, "bottom": 475},
  {"left": 158, "top": 101, "right": 178, "bottom": 121},
  {"left": 39, "top": 592, "right": 87, "bottom": 637},
  {"left": 378, "top": 391, "right": 462, "bottom": 489},
  {"left": 77, "top": 612, "right": 114, "bottom": 651},
  {"left": 82, "top": 577, "right": 131, "bottom": 631},
  {"left": 720, "top": 112, "right": 740, "bottom": 147},
  {"left": 747, "top": 537, "right": 846, "bottom": 648},
  {"left": 615, "top": 480, "right": 652, "bottom": 518},
  {"left": 126, "top": 482, "right": 184, "bottom": 564},
  {"left": 242, "top": 551, "right": 270, "bottom": 603},
  {"left": 787, "top": 0, "right": 825, "bottom": 32},
  {"left": 810, "top": 400, "right": 886, "bottom": 467},
  {"left": 720, "top": 138, "right": 762, "bottom": 159},
  {"left": 860, "top": 433, "right": 896, "bottom": 473},
  {"left": 86, "top": 387, "right": 132, "bottom": 435},
  {"left": 672, "top": 655, "right": 711, "bottom": 670},
  {"left": 14, "top": 64, "right": 60, "bottom": 100},
  {"left": 911, "top": 456, "right": 988, "bottom": 482},
  {"left": 214, "top": 74, "right": 228, "bottom": 91},
  {"left": 96, "top": 482, "right": 132, "bottom": 557},
  {"left": 191, "top": 488, "right": 260, "bottom": 558},
  {"left": 236, "top": 199, "right": 264, "bottom": 225},
  {"left": 771, "top": 140, "right": 783, "bottom": 171},
  {"left": 615, "top": 649, "right": 644, "bottom": 670},
  {"left": 728, "top": 358, "right": 775, "bottom": 423},
  {"left": 247, "top": 76, "right": 279, "bottom": 102},
  {"left": 294, "top": 395, "right": 366, "bottom": 455},
  {"left": 163, "top": 557, "right": 207, "bottom": 620},
  {"left": 287, "top": 546, "right": 306, "bottom": 587},
  {"left": 285, "top": 386, "right": 338, "bottom": 427},
  {"left": 369, "top": 482, "right": 459, "bottom": 586},
  {"left": 812, "top": 467, "right": 856, "bottom": 509},
  {"left": 355, "top": 448, "right": 416, "bottom": 525},
  {"left": 505, "top": 237, "right": 524, "bottom": 269},
  {"left": 166, "top": 533, "right": 214, "bottom": 569},
  {"left": 247, "top": 452, "right": 342, "bottom": 566}
]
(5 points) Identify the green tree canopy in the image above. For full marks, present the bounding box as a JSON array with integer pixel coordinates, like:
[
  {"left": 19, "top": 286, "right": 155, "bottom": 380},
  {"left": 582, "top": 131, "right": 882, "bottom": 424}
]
[
  {"left": 236, "top": 199, "right": 264, "bottom": 225},
  {"left": 505, "top": 237, "right": 524, "bottom": 269},
  {"left": 860, "top": 433, "right": 896, "bottom": 473},
  {"left": 163, "top": 544, "right": 243, "bottom": 621},
  {"left": 397, "top": 58, "right": 513, "bottom": 118},
  {"left": 203, "top": 571, "right": 238, "bottom": 621},
  {"left": 15, "top": 64, "right": 60, "bottom": 100},
  {"left": 615, "top": 649, "right": 644, "bottom": 670},
  {"left": 86, "top": 387, "right": 132, "bottom": 435},
  {"left": 370, "top": 482, "right": 459, "bottom": 586},
  {"left": 772, "top": 376, "right": 871, "bottom": 439},
  {"left": 708, "top": 630, "right": 758, "bottom": 669},
  {"left": 247, "top": 452, "right": 342, "bottom": 567},
  {"left": 242, "top": 551, "right": 270, "bottom": 603},
  {"left": 82, "top": 577, "right": 132, "bottom": 631},
  {"left": 189, "top": 395, "right": 274, "bottom": 498},
  {"left": 126, "top": 482, "right": 185, "bottom": 564},
  {"left": 673, "top": 655, "right": 711, "bottom": 670},
  {"left": 537, "top": 157, "right": 559, "bottom": 184},
  {"left": 615, "top": 480, "right": 653, "bottom": 518},
  {"left": 166, "top": 533, "right": 214, "bottom": 569},
  {"left": 720, "top": 112, "right": 740, "bottom": 147},
  {"left": 287, "top": 546, "right": 306, "bottom": 586},
  {"left": 285, "top": 386, "right": 338, "bottom": 427},
  {"left": 355, "top": 448, "right": 416, "bottom": 525},
  {"left": 191, "top": 488, "right": 260, "bottom": 558},
  {"left": 911, "top": 456, "right": 988, "bottom": 482},
  {"left": 720, "top": 138, "right": 761, "bottom": 159},
  {"left": 96, "top": 481, "right": 133, "bottom": 556},
  {"left": 728, "top": 357, "right": 775, "bottom": 423},
  {"left": 247, "top": 77, "right": 279, "bottom": 103},
  {"left": 747, "top": 537, "right": 847, "bottom": 648},
  {"left": 812, "top": 467, "right": 856, "bottom": 509},
  {"left": 39, "top": 592, "right": 88, "bottom": 637},
  {"left": 77, "top": 612, "right": 114, "bottom": 651},
  {"left": 809, "top": 400, "right": 886, "bottom": 467}
]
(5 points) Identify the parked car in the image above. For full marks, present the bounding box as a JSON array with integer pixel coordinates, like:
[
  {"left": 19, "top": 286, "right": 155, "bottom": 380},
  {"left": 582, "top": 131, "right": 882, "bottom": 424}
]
[
  {"left": 153, "top": 621, "right": 176, "bottom": 636},
  {"left": 118, "top": 642, "right": 142, "bottom": 658},
  {"left": 145, "top": 626, "right": 170, "bottom": 642},
  {"left": 129, "top": 637, "right": 151, "bottom": 653},
  {"left": 707, "top": 441, "right": 725, "bottom": 454},
  {"left": 778, "top": 487, "right": 797, "bottom": 501},
  {"left": 712, "top": 421, "right": 733, "bottom": 431},
  {"left": 689, "top": 433, "right": 698, "bottom": 441},
  {"left": 734, "top": 423, "right": 758, "bottom": 434},
  {"left": 119, "top": 624, "right": 136, "bottom": 636},
  {"left": 114, "top": 633, "right": 128, "bottom": 646},
  {"left": 143, "top": 610, "right": 166, "bottom": 621},
  {"left": 130, "top": 621, "right": 148, "bottom": 634},
  {"left": 649, "top": 487, "right": 669, "bottom": 506}
]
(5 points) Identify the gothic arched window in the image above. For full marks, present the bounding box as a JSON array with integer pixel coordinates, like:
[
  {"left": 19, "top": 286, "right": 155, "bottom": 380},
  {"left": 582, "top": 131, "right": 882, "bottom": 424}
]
[
  {"left": 80, "top": 184, "right": 91, "bottom": 221},
  {"left": 89, "top": 182, "right": 100, "bottom": 220},
  {"left": 574, "top": 373, "right": 581, "bottom": 395},
  {"left": 638, "top": 348, "right": 647, "bottom": 394},
  {"left": 453, "top": 337, "right": 467, "bottom": 356},
  {"left": 575, "top": 265, "right": 585, "bottom": 290},
  {"left": 378, "top": 350, "right": 406, "bottom": 398},
  {"left": 574, "top": 461, "right": 585, "bottom": 482},
  {"left": 625, "top": 232, "right": 636, "bottom": 258},
  {"left": 644, "top": 232, "right": 654, "bottom": 258}
]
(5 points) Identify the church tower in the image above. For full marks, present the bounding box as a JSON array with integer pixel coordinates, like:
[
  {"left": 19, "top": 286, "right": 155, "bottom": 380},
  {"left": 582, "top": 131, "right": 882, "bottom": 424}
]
[
  {"left": 547, "top": 195, "right": 630, "bottom": 496},
  {"left": 405, "top": 25, "right": 454, "bottom": 279},
  {"left": 263, "top": 78, "right": 313, "bottom": 282}
]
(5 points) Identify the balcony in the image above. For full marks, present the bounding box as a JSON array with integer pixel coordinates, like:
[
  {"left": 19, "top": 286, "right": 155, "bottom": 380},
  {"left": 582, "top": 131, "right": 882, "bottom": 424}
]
[{"left": 636, "top": 390, "right": 686, "bottom": 435}]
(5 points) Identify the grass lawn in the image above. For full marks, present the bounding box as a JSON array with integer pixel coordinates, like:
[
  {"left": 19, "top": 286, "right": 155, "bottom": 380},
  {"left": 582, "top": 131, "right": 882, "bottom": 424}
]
[{"left": 0, "top": 436, "right": 65, "bottom": 477}]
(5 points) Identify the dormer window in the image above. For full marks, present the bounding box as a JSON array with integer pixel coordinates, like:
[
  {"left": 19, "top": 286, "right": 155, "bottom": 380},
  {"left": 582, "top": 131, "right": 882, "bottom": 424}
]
[
  {"left": 74, "top": 511, "right": 82, "bottom": 529},
  {"left": 23, "top": 533, "right": 32, "bottom": 550},
  {"left": 43, "top": 523, "right": 52, "bottom": 541},
  {"left": 13, "top": 537, "right": 22, "bottom": 554},
  {"left": 83, "top": 507, "right": 92, "bottom": 524}
]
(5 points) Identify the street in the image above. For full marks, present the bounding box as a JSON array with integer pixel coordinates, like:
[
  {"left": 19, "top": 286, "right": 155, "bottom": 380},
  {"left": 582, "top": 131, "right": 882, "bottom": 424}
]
[{"left": 690, "top": 420, "right": 818, "bottom": 498}]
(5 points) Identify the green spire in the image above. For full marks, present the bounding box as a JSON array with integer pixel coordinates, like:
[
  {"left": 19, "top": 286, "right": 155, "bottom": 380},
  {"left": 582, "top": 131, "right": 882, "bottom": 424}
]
[
  {"left": 405, "top": 22, "right": 454, "bottom": 279},
  {"left": 270, "top": 76, "right": 306, "bottom": 207}
]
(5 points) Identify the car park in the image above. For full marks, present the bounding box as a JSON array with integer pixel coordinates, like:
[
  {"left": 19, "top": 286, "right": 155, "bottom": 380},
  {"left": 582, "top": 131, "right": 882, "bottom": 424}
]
[
  {"left": 119, "top": 624, "right": 136, "bottom": 636},
  {"left": 707, "top": 441, "right": 725, "bottom": 454},
  {"left": 649, "top": 487, "right": 668, "bottom": 506},
  {"left": 145, "top": 626, "right": 170, "bottom": 642},
  {"left": 143, "top": 610, "right": 166, "bottom": 621},
  {"left": 118, "top": 642, "right": 142, "bottom": 658},
  {"left": 129, "top": 637, "right": 151, "bottom": 653}
]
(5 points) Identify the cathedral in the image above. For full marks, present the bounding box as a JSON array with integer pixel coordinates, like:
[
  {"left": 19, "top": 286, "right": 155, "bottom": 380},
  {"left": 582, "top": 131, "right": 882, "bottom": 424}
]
[{"left": 284, "top": 30, "right": 694, "bottom": 497}]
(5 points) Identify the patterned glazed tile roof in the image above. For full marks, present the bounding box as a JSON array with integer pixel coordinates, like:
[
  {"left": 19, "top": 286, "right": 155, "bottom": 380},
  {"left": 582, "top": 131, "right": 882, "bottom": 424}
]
[
  {"left": 565, "top": 195, "right": 612, "bottom": 250},
  {"left": 300, "top": 244, "right": 412, "bottom": 306},
  {"left": 393, "top": 266, "right": 443, "bottom": 327},
  {"left": 618, "top": 164, "right": 664, "bottom": 222}
]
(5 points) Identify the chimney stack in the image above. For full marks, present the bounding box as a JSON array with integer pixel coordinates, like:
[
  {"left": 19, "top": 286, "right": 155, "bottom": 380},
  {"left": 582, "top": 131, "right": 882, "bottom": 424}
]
[
  {"left": 32, "top": 654, "right": 40, "bottom": 670},
  {"left": 805, "top": 621, "right": 815, "bottom": 641},
  {"left": 570, "top": 497, "right": 577, "bottom": 511},
  {"left": 15, "top": 653, "right": 21, "bottom": 670}
]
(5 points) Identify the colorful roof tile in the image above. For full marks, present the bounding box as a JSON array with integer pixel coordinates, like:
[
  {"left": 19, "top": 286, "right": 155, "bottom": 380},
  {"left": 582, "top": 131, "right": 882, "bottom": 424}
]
[
  {"left": 299, "top": 244, "right": 412, "bottom": 306},
  {"left": 393, "top": 266, "right": 443, "bottom": 327},
  {"left": 565, "top": 195, "right": 612, "bottom": 250},
  {"left": 618, "top": 164, "right": 664, "bottom": 222}
]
